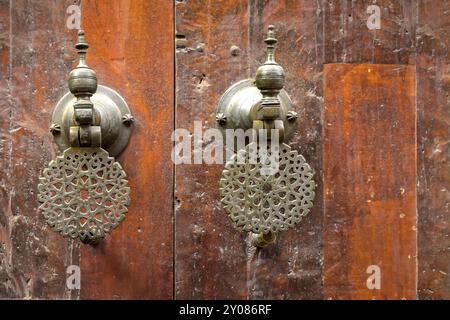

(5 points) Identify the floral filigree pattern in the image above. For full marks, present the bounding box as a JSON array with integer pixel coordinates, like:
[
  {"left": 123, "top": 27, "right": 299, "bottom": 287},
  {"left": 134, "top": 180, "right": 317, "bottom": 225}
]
[
  {"left": 219, "top": 142, "right": 315, "bottom": 234},
  {"left": 38, "top": 148, "right": 130, "bottom": 243}
]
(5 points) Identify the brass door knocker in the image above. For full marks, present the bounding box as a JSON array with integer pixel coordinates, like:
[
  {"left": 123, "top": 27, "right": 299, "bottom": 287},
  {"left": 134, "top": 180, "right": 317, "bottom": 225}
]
[
  {"left": 216, "top": 26, "right": 316, "bottom": 247},
  {"left": 38, "top": 30, "right": 133, "bottom": 245}
]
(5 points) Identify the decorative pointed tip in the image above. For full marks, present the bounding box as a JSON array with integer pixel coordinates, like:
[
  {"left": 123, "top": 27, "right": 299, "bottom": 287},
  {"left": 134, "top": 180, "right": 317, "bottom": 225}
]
[
  {"left": 75, "top": 29, "right": 89, "bottom": 53},
  {"left": 255, "top": 24, "right": 285, "bottom": 108},
  {"left": 264, "top": 25, "right": 277, "bottom": 46},
  {"left": 263, "top": 25, "right": 278, "bottom": 64},
  {"left": 68, "top": 29, "right": 97, "bottom": 96}
]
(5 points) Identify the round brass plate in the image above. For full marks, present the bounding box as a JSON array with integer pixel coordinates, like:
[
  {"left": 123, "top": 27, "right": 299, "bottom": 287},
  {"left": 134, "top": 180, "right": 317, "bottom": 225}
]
[
  {"left": 219, "top": 142, "right": 316, "bottom": 234},
  {"left": 38, "top": 147, "right": 130, "bottom": 244},
  {"left": 52, "top": 85, "right": 132, "bottom": 157},
  {"left": 215, "top": 79, "right": 297, "bottom": 144}
]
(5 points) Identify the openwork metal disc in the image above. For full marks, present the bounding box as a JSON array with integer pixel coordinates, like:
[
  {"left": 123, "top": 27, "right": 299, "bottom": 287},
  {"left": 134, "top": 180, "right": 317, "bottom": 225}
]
[
  {"left": 219, "top": 142, "right": 315, "bottom": 234},
  {"left": 38, "top": 147, "right": 130, "bottom": 243}
]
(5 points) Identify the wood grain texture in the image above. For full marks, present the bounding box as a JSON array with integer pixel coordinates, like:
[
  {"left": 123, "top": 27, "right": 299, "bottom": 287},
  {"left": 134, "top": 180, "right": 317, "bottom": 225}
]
[
  {"left": 175, "top": 0, "right": 323, "bottom": 299},
  {"left": 80, "top": 0, "right": 174, "bottom": 299},
  {"left": 0, "top": 0, "right": 14, "bottom": 298},
  {"left": 323, "top": 64, "right": 417, "bottom": 299},
  {"left": 323, "top": 0, "right": 416, "bottom": 64},
  {"left": 416, "top": 0, "right": 450, "bottom": 299},
  {"left": 0, "top": 0, "right": 448, "bottom": 300},
  {"left": 175, "top": 0, "right": 250, "bottom": 300},
  {"left": 1, "top": 0, "right": 79, "bottom": 299}
]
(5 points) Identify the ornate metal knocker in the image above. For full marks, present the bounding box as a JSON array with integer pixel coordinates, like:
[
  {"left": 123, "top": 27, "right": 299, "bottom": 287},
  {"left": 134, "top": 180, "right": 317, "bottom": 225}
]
[
  {"left": 216, "top": 26, "right": 316, "bottom": 247},
  {"left": 38, "top": 30, "right": 133, "bottom": 245}
]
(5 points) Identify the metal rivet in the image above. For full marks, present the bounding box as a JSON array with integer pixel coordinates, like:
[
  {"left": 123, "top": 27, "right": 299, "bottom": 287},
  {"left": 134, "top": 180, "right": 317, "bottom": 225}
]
[
  {"left": 230, "top": 45, "right": 241, "bottom": 56},
  {"left": 287, "top": 110, "right": 298, "bottom": 121},
  {"left": 215, "top": 113, "right": 227, "bottom": 125},
  {"left": 50, "top": 123, "right": 61, "bottom": 134},
  {"left": 122, "top": 113, "right": 134, "bottom": 126}
]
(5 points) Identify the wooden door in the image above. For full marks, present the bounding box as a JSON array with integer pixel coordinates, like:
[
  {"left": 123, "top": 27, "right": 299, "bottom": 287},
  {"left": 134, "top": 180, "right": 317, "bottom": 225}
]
[
  {"left": 0, "top": 0, "right": 174, "bottom": 299},
  {"left": 0, "top": 0, "right": 448, "bottom": 300}
]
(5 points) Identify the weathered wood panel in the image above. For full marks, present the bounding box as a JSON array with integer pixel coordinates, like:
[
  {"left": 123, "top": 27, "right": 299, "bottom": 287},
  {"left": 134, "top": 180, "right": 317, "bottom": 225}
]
[
  {"left": 323, "top": 0, "right": 415, "bottom": 64},
  {"left": 80, "top": 0, "right": 174, "bottom": 299},
  {"left": 0, "top": 0, "right": 14, "bottom": 298},
  {"left": 1, "top": 0, "right": 78, "bottom": 299},
  {"left": 0, "top": 0, "right": 447, "bottom": 301},
  {"left": 245, "top": 0, "right": 324, "bottom": 300},
  {"left": 175, "top": 0, "right": 250, "bottom": 300},
  {"left": 416, "top": 0, "right": 450, "bottom": 299},
  {"left": 175, "top": 0, "right": 323, "bottom": 299},
  {"left": 323, "top": 64, "right": 417, "bottom": 299}
]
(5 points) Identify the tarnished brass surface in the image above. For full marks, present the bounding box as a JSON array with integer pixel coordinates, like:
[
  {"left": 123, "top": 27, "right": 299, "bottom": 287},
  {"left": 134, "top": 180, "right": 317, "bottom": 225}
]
[
  {"left": 39, "top": 30, "right": 132, "bottom": 244},
  {"left": 252, "top": 232, "right": 276, "bottom": 248},
  {"left": 215, "top": 79, "right": 296, "bottom": 143},
  {"left": 51, "top": 30, "right": 132, "bottom": 157},
  {"left": 52, "top": 85, "right": 132, "bottom": 157},
  {"left": 215, "top": 25, "right": 297, "bottom": 142},
  {"left": 38, "top": 148, "right": 130, "bottom": 244},
  {"left": 219, "top": 142, "right": 315, "bottom": 235},
  {"left": 218, "top": 26, "right": 316, "bottom": 247}
]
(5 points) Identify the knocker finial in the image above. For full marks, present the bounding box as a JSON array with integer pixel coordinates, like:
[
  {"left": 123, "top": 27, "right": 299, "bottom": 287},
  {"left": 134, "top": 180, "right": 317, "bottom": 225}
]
[
  {"left": 264, "top": 25, "right": 277, "bottom": 64},
  {"left": 69, "top": 30, "right": 97, "bottom": 98}
]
